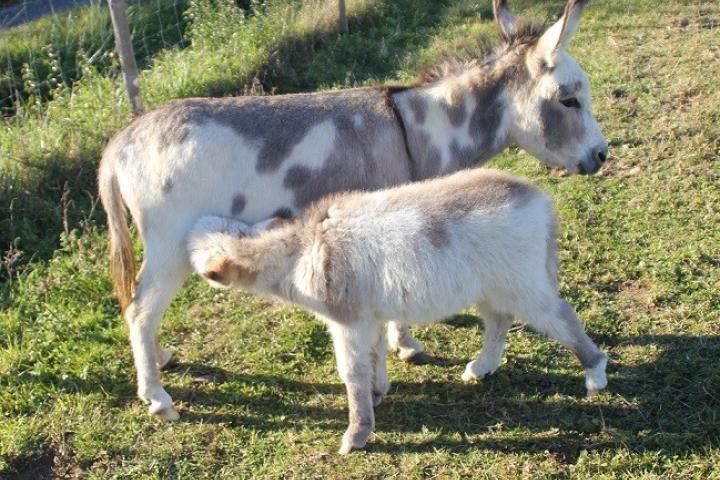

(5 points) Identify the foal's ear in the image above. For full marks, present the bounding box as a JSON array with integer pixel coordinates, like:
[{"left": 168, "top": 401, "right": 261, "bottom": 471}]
[
  {"left": 493, "top": 0, "right": 520, "bottom": 41},
  {"left": 252, "top": 215, "right": 292, "bottom": 234},
  {"left": 203, "top": 256, "right": 256, "bottom": 287},
  {"left": 535, "top": 0, "right": 587, "bottom": 67}
]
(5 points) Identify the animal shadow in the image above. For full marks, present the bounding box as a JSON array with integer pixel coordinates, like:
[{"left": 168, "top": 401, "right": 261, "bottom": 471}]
[{"left": 163, "top": 333, "right": 720, "bottom": 462}]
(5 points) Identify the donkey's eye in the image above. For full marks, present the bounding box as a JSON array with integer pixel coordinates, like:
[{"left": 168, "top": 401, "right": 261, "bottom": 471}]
[{"left": 560, "top": 97, "right": 581, "bottom": 109}]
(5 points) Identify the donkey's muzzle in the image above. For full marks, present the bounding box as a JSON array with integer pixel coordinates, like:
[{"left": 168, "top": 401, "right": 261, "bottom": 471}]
[{"left": 579, "top": 147, "right": 609, "bottom": 175}]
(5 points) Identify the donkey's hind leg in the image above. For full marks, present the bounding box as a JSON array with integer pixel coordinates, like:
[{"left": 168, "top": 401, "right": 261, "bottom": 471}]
[
  {"left": 462, "top": 304, "right": 514, "bottom": 382},
  {"left": 133, "top": 261, "right": 176, "bottom": 371},
  {"left": 125, "top": 245, "right": 191, "bottom": 420},
  {"left": 387, "top": 321, "right": 431, "bottom": 364},
  {"left": 522, "top": 297, "right": 608, "bottom": 395}
]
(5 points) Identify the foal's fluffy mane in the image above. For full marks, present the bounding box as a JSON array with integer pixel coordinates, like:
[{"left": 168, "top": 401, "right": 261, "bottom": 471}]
[{"left": 419, "top": 20, "right": 543, "bottom": 84}]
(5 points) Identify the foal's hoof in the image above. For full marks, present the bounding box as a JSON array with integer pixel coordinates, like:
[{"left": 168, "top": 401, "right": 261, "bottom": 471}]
[
  {"left": 143, "top": 389, "right": 178, "bottom": 421},
  {"left": 585, "top": 356, "right": 608, "bottom": 397},
  {"left": 157, "top": 347, "right": 175, "bottom": 370},
  {"left": 154, "top": 405, "right": 180, "bottom": 422},
  {"left": 461, "top": 369, "right": 480, "bottom": 383},
  {"left": 338, "top": 424, "right": 373, "bottom": 454},
  {"left": 403, "top": 351, "right": 433, "bottom": 365},
  {"left": 461, "top": 360, "right": 497, "bottom": 383}
]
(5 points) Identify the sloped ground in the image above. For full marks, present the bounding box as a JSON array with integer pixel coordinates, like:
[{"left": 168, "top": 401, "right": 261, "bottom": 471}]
[{"left": 1, "top": 0, "right": 718, "bottom": 477}]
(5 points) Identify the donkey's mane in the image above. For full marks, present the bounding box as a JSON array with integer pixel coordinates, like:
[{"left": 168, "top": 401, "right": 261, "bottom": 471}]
[{"left": 419, "top": 20, "right": 543, "bottom": 84}]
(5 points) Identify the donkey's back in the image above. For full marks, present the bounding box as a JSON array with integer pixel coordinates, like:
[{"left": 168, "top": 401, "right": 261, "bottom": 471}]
[{"left": 100, "top": 88, "right": 410, "bottom": 231}]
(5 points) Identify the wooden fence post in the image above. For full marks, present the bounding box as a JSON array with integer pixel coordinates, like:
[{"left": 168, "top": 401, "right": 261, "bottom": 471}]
[
  {"left": 108, "top": 0, "right": 143, "bottom": 116},
  {"left": 338, "top": 0, "right": 349, "bottom": 34}
]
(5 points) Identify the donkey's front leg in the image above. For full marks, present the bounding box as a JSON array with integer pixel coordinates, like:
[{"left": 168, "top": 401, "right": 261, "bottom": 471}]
[
  {"left": 387, "top": 321, "right": 432, "bottom": 364},
  {"left": 327, "top": 320, "right": 378, "bottom": 454}
]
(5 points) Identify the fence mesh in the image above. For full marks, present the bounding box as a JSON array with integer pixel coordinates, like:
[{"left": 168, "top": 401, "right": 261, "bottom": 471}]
[{"left": 0, "top": 0, "right": 189, "bottom": 117}]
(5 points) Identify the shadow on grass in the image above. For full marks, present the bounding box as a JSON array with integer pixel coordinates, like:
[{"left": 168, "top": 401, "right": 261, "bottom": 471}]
[
  {"left": 153, "top": 333, "right": 720, "bottom": 461},
  {"left": 0, "top": 148, "right": 101, "bottom": 268},
  {"left": 3, "top": 332, "right": 718, "bottom": 476}
]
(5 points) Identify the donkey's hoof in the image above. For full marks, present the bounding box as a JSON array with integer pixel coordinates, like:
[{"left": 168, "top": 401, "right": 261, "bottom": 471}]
[
  {"left": 372, "top": 392, "right": 385, "bottom": 407},
  {"left": 585, "top": 356, "right": 608, "bottom": 396},
  {"left": 338, "top": 424, "right": 373, "bottom": 454},
  {"left": 155, "top": 405, "right": 180, "bottom": 421},
  {"left": 403, "top": 351, "right": 433, "bottom": 365},
  {"left": 156, "top": 347, "right": 175, "bottom": 370}
]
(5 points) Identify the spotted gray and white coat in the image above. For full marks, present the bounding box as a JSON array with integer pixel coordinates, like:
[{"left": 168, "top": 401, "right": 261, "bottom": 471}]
[
  {"left": 188, "top": 168, "right": 609, "bottom": 454},
  {"left": 98, "top": 0, "right": 608, "bottom": 421}
]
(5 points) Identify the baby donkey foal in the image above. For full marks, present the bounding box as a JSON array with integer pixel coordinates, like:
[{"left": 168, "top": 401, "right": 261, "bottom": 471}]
[{"left": 188, "top": 168, "right": 608, "bottom": 454}]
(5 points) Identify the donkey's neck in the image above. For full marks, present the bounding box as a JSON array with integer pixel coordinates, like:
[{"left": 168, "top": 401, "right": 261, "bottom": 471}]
[{"left": 393, "top": 70, "right": 511, "bottom": 180}]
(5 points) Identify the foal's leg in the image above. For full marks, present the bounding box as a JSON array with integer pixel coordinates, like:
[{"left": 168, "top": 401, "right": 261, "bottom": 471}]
[
  {"left": 327, "top": 319, "right": 378, "bottom": 454},
  {"left": 126, "top": 246, "right": 190, "bottom": 420},
  {"left": 521, "top": 297, "right": 608, "bottom": 395},
  {"left": 462, "top": 304, "right": 514, "bottom": 382},
  {"left": 371, "top": 326, "right": 390, "bottom": 407},
  {"left": 156, "top": 342, "right": 175, "bottom": 370},
  {"left": 387, "top": 321, "right": 431, "bottom": 364}
]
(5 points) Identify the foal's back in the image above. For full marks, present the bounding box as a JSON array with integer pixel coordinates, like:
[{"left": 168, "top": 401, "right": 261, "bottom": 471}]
[{"left": 305, "top": 169, "right": 555, "bottom": 324}]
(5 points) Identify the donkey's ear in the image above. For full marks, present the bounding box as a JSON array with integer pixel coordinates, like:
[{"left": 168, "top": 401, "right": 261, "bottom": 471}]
[
  {"left": 493, "top": 0, "right": 520, "bottom": 41},
  {"left": 535, "top": 0, "right": 587, "bottom": 66}
]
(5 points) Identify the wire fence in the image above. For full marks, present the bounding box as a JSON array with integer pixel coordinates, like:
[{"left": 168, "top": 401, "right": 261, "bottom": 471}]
[
  {"left": 0, "top": 0, "right": 189, "bottom": 117},
  {"left": 0, "top": 0, "right": 348, "bottom": 118}
]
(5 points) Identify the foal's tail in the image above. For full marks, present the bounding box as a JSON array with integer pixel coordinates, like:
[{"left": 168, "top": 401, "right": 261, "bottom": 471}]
[{"left": 98, "top": 159, "right": 136, "bottom": 313}]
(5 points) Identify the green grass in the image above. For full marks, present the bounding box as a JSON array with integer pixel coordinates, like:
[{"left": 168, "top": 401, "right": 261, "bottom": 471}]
[{"left": 1, "top": 0, "right": 719, "bottom": 477}]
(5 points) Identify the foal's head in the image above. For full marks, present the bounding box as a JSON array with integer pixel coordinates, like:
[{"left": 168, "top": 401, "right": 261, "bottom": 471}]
[{"left": 495, "top": 0, "right": 608, "bottom": 174}]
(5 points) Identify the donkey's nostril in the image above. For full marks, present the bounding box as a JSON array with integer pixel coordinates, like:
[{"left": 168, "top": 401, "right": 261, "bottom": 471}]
[{"left": 596, "top": 149, "right": 608, "bottom": 163}]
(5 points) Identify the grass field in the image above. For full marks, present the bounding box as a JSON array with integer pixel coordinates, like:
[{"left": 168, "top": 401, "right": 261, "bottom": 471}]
[{"left": 1, "top": 0, "right": 719, "bottom": 477}]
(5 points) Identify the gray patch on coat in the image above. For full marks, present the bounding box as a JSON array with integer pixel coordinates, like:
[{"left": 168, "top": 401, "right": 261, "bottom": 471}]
[
  {"left": 417, "top": 172, "right": 536, "bottom": 249},
  {"left": 231, "top": 193, "right": 246, "bottom": 215},
  {"left": 449, "top": 140, "right": 478, "bottom": 169},
  {"left": 403, "top": 130, "right": 443, "bottom": 179},
  {"left": 442, "top": 99, "right": 467, "bottom": 127},
  {"left": 421, "top": 217, "right": 450, "bottom": 249},
  {"left": 126, "top": 89, "right": 407, "bottom": 176},
  {"left": 272, "top": 207, "right": 294, "bottom": 219},
  {"left": 558, "top": 81, "right": 583, "bottom": 99},
  {"left": 399, "top": 67, "right": 525, "bottom": 178},
  {"left": 546, "top": 216, "right": 559, "bottom": 289},
  {"left": 467, "top": 80, "right": 505, "bottom": 154},
  {"left": 407, "top": 94, "right": 428, "bottom": 124},
  {"left": 540, "top": 99, "right": 586, "bottom": 150},
  {"left": 556, "top": 299, "right": 605, "bottom": 369},
  {"left": 161, "top": 178, "right": 173, "bottom": 194},
  {"left": 283, "top": 165, "right": 312, "bottom": 190},
  {"left": 283, "top": 114, "right": 408, "bottom": 209}
]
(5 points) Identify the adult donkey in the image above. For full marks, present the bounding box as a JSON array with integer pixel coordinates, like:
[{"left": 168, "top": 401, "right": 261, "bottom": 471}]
[{"left": 99, "top": 0, "right": 608, "bottom": 420}]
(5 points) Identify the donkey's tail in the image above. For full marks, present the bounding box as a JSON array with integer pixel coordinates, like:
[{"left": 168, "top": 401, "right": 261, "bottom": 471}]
[{"left": 98, "top": 159, "right": 136, "bottom": 313}]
